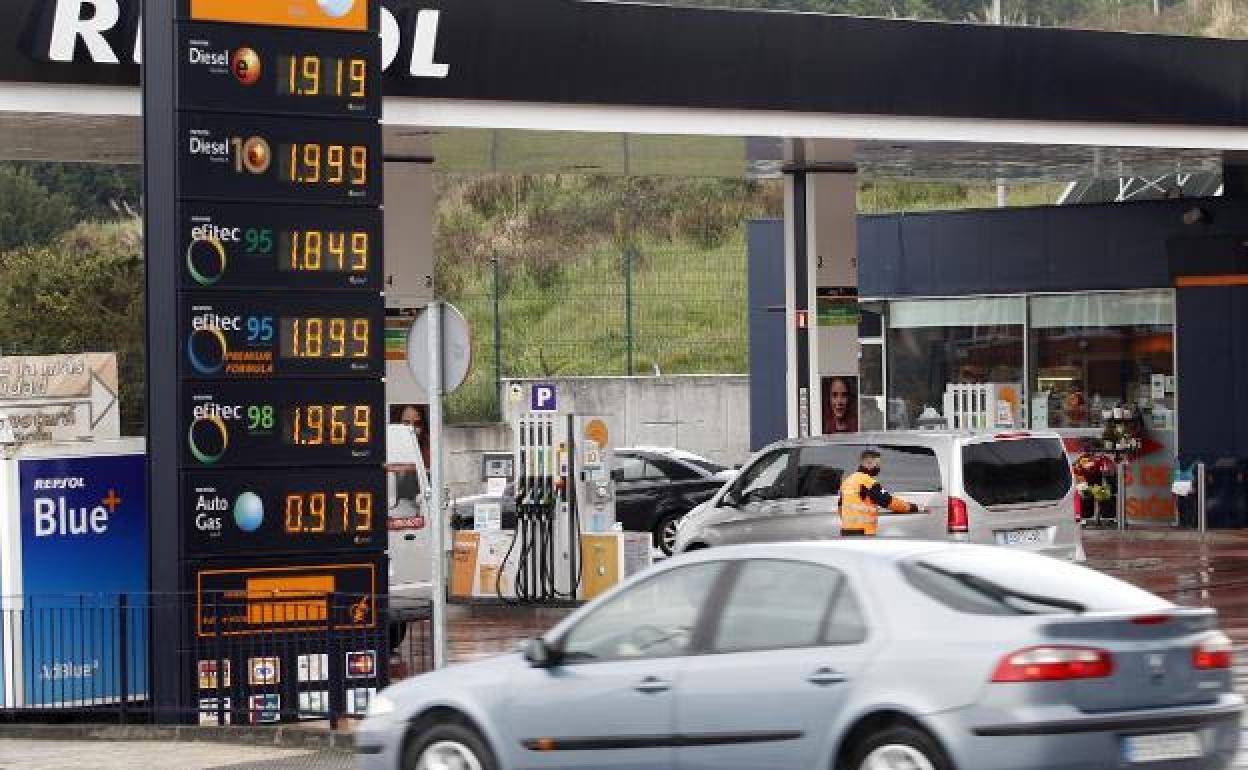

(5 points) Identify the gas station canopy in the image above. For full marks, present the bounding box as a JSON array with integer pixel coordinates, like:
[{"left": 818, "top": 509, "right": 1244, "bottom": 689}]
[{"left": 1, "top": 0, "right": 1247, "bottom": 180}]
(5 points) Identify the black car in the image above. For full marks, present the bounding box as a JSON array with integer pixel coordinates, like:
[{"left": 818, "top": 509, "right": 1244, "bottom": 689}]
[
  {"left": 450, "top": 447, "right": 735, "bottom": 555},
  {"left": 612, "top": 447, "right": 735, "bottom": 555}
]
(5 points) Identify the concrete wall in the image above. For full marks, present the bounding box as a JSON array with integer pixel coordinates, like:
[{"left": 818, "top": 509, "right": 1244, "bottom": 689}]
[
  {"left": 443, "top": 421, "right": 512, "bottom": 500},
  {"left": 443, "top": 375, "right": 751, "bottom": 498}
]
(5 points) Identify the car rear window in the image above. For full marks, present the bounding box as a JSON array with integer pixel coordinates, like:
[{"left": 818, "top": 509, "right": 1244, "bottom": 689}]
[
  {"left": 961, "top": 438, "right": 1071, "bottom": 507},
  {"left": 901, "top": 548, "right": 1169, "bottom": 615}
]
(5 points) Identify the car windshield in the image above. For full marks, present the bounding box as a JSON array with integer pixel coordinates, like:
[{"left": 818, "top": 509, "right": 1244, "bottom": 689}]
[
  {"left": 902, "top": 548, "right": 1169, "bottom": 616},
  {"left": 961, "top": 438, "right": 1071, "bottom": 507}
]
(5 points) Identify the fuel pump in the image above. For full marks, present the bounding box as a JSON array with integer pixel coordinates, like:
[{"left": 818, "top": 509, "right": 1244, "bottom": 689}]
[{"left": 495, "top": 413, "right": 620, "bottom": 604}]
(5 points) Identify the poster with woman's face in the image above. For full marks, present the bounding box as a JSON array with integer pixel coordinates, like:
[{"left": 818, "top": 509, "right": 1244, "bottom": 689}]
[
  {"left": 822, "top": 375, "right": 859, "bottom": 434},
  {"left": 389, "top": 403, "right": 431, "bottom": 467}
]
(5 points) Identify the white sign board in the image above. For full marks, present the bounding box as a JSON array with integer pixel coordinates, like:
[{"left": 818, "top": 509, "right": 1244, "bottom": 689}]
[{"left": 0, "top": 353, "right": 120, "bottom": 444}]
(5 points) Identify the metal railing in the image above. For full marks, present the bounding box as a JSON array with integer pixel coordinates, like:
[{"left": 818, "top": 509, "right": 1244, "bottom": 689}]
[{"left": 0, "top": 593, "right": 432, "bottom": 725}]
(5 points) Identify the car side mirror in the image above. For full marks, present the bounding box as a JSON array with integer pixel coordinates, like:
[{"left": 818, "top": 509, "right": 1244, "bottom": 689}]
[
  {"left": 610, "top": 469, "right": 625, "bottom": 483},
  {"left": 524, "top": 638, "right": 559, "bottom": 668}
]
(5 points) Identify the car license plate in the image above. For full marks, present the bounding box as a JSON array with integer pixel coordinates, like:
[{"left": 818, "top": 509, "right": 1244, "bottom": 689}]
[
  {"left": 1122, "top": 732, "right": 1203, "bottom": 763},
  {"left": 996, "top": 528, "right": 1043, "bottom": 546}
]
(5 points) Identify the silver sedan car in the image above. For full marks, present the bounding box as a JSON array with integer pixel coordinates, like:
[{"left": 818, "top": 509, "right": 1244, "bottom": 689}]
[{"left": 356, "top": 541, "right": 1243, "bottom": 770}]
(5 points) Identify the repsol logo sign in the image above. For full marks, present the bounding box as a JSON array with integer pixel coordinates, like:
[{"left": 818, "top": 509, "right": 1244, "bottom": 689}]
[{"left": 30, "top": 0, "right": 450, "bottom": 79}]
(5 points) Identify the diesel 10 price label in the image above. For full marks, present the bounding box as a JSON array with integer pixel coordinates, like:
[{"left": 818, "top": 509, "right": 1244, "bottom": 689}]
[
  {"left": 178, "top": 24, "right": 380, "bottom": 118},
  {"left": 179, "top": 112, "right": 381, "bottom": 205},
  {"left": 182, "top": 380, "right": 385, "bottom": 468},
  {"left": 181, "top": 294, "right": 383, "bottom": 378},
  {"left": 183, "top": 467, "right": 386, "bottom": 557},
  {"left": 182, "top": 204, "right": 382, "bottom": 290}
]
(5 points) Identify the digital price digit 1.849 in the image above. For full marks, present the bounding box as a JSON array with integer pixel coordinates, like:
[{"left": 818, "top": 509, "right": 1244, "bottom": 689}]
[{"left": 182, "top": 204, "right": 383, "bottom": 290}]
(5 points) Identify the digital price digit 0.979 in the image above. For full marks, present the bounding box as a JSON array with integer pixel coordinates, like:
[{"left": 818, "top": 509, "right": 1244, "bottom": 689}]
[{"left": 284, "top": 491, "right": 374, "bottom": 534}]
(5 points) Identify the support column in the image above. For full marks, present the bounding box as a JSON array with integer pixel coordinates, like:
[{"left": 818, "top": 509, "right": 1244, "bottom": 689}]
[
  {"left": 384, "top": 159, "right": 437, "bottom": 404},
  {"left": 783, "top": 149, "right": 859, "bottom": 439}
]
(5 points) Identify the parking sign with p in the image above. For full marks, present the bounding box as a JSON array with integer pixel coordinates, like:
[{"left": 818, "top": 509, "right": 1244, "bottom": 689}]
[{"left": 531, "top": 383, "right": 558, "bottom": 413}]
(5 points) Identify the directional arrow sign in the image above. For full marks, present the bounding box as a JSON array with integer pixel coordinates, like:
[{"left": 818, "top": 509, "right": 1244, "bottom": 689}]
[{"left": 90, "top": 371, "right": 118, "bottom": 429}]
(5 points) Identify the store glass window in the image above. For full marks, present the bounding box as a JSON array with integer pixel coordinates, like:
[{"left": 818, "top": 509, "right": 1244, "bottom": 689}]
[
  {"left": 859, "top": 342, "right": 885, "bottom": 430},
  {"left": 886, "top": 298, "right": 1025, "bottom": 429},
  {"left": 1028, "top": 292, "right": 1174, "bottom": 430}
]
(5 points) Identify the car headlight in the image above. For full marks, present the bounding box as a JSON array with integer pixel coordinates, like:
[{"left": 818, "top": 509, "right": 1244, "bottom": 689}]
[{"left": 367, "top": 693, "right": 396, "bottom": 718}]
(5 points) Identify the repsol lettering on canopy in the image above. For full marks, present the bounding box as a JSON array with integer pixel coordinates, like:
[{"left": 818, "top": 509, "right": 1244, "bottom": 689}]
[{"left": 27, "top": 0, "right": 450, "bottom": 79}]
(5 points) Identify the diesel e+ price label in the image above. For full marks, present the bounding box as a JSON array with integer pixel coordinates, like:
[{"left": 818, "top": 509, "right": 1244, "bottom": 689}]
[
  {"left": 184, "top": 468, "right": 386, "bottom": 558},
  {"left": 179, "top": 112, "right": 381, "bottom": 205},
  {"left": 178, "top": 24, "right": 381, "bottom": 117},
  {"left": 182, "top": 380, "right": 384, "bottom": 468},
  {"left": 181, "top": 293, "right": 383, "bottom": 379},
  {"left": 181, "top": 204, "right": 383, "bottom": 290}
]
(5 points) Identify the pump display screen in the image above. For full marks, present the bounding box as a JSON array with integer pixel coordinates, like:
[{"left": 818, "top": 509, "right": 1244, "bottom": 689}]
[
  {"left": 182, "top": 380, "right": 384, "bottom": 468},
  {"left": 177, "top": 24, "right": 380, "bottom": 116},
  {"left": 180, "top": 204, "right": 383, "bottom": 290},
  {"left": 183, "top": 468, "right": 386, "bottom": 557},
  {"left": 181, "top": 293, "right": 383, "bottom": 378},
  {"left": 179, "top": 112, "right": 381, "bottom": 205}
]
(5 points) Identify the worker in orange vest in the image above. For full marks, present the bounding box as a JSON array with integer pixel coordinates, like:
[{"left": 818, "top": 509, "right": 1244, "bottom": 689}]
[{"left": 839, "top": 449, "right": 920, "bottom": 536}]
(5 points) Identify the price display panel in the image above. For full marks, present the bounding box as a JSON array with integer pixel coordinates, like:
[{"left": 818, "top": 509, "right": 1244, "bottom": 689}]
[
  {"left": 178, "top": 24, "right": 380, "bottom": 118},
  {"left": 182, "top": 380, "right": 384, "bottom": 468},
  {"left": 194, "top": 558, "right": 381, "bottom": 637},
  {"left": 180, "top": 203, "right": 383, "bottom": 291},
  {"left": 181, "top": 293, "right": 383, "bottom": 379},
  {"left": 179, "top": 0, "right": 373, "bottom": 32},
  {"left": 179, "top": 112, "right": 381, "bottom": 205},
  {"left": 183, "top": 468, "right": 385, "bottom": 557}
]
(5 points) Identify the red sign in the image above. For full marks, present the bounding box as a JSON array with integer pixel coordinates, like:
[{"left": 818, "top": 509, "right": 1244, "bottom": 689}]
[{"left": 386, "top": 516, "right": 425, "bottom": 531}]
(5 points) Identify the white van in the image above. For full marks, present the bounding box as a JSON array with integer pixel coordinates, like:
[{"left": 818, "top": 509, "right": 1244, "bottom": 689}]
[
  {"left": 673, "top": 430, "right": 1084, "bottom": 561},
  {"left": 386, "top": 424, "right": 434, "bottom": 646}
]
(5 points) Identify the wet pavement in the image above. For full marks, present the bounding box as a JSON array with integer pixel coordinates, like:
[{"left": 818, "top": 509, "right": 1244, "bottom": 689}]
[
  {"left": 0, "top": 741, "right": 354, "bottom": 770},
  {"left": 437, "top": 531, "right": 1248, "bottom": 665}
]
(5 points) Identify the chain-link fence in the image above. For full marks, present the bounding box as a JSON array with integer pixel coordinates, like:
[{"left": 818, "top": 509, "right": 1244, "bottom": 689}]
[{"left": 442, "top": 236, "right": 748, "bottom": 423}]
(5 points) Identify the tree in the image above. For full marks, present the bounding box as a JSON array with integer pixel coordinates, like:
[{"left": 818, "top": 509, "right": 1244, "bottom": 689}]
[
  {"left": 0, "top": 167, "right": 77, "bottom": 252},
  {"left": 14, "top": 161, "right": 142, "bottom": 222},
  {"left": 0, "top": 221, "right": 146, "bottom": 434}
]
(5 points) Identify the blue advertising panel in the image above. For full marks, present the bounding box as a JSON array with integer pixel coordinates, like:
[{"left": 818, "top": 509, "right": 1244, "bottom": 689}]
[{"left": 17, "top": 453, "right": 149, "bottom": 706}]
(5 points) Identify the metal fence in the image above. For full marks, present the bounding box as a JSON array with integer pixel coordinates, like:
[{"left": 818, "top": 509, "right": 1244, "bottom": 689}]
[
  {"left": 0, "top": 594, "right": 432, "bottom": 726},
  {"left": 442, "top": 240, "right": 748, "bottom": 422}
]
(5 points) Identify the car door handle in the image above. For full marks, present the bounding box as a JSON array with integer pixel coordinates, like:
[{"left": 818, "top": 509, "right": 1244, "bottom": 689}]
[
  {"left": 794, "top": 503, "right": 812, "bottom": 513},
  {"left": 403, "top": 533, "right": 417, "bottom": 541},
  {"left": 806, "top": 667, "right": 847, "bottom": 686},
  {"left": 634, "top": 676, "right": 672, "bottom": 694}
]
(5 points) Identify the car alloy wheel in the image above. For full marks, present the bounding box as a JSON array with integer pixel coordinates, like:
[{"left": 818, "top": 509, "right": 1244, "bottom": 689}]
[
  {"left": 657, "top": 513, "right": 682, "bottom": 556},
  {"left": 859, "top": 744, "right": 937, "bottom": 770},
  {"left": 416, "top": 740, "right": 484, "bottom": 770}
]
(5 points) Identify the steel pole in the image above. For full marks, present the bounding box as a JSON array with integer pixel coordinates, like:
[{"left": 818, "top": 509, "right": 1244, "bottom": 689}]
[
  {"left": 1197, "top": 461, "right": 1207, "bottom": 534},
  {"left": 428, "top": 303, "right": 448, "bottom": 669}
]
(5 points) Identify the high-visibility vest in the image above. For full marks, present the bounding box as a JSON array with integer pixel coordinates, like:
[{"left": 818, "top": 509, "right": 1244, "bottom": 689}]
[
  {"left": 839, "top": 471, "right": 913, "bottom": 535},
  {"left": 839, "top": 471, "right": 881, "bottom": 535}
]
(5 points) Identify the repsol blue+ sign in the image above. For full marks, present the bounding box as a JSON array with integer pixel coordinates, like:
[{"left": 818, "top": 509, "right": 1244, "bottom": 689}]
[{"left": 0, "top": 452, "right": 150, "bottom": 708}]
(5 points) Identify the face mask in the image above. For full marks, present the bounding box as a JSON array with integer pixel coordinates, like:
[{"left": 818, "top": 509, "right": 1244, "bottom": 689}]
[{"left": 862, "top": 466, "right": 881, "bottom": 477}]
